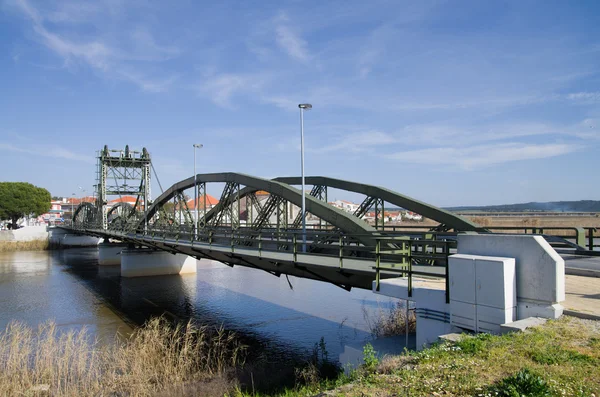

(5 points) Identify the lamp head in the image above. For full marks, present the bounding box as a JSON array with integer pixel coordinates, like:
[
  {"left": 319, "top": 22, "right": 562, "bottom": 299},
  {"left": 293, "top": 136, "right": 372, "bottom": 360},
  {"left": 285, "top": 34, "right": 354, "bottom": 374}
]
[
  {"left": 193, "top": 144, "right": 203, "bottom": 148},
  {"left": 298, "top": 103, "right": 312, "bottom": 110}
]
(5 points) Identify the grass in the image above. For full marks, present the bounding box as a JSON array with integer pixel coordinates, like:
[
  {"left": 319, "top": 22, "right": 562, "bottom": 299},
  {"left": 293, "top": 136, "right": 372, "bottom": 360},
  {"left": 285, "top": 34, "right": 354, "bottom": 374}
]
[
  {"left": 0, "top": 239, "right": 49, "bottom": 252},
  {"left": 236, "top": 316, "right": 600, "bottom": 396},
  {"left": 0, "top": 317, "right": 246, "bottom": 396}
]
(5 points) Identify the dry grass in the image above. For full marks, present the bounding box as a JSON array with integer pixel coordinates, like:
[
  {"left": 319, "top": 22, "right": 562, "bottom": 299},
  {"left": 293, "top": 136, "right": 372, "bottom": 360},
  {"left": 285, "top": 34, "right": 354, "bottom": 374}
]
[
  {"left": 0, "top": 239, "right": 49, "bottom": 252},
  {"left": 0, "top": 317, "right": 246, "bottom": 396},
  {"left": 362, "top": 301, "right": 416, "bottom": 338}
]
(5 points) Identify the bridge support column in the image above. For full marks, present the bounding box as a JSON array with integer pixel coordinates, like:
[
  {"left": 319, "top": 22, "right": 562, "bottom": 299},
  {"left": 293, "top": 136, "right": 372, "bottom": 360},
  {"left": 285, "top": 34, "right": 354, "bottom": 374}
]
[
  {"left": 120, "top": 248, "right": 197, "bottom": 277},
  {"left": 98, "top": 242, "right": 126, "bottom": 266}
]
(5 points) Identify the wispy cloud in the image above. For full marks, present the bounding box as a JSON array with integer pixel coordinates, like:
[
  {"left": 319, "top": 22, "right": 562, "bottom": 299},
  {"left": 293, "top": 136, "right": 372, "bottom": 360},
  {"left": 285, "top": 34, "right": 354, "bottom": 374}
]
[
  {"left": 198, "top": 73, "right": 266, "bottom": 107},
  {"left": 10, "top": 0, "right": 179, "bottom": 92},
  {"left": 312, "top": 130, "right": 398, "bottom": 153},
  {"left": 385, "top": 142, "right": 581, "bottom": 169},
  {"left": 0, "top": 143, "right": 95, "bottom": 164},
  {"left": 567, "top": 91, "right": 600, "bottom": 104},
  {"left": 274, "top": 12, "right": 310, "bottom": 62}
]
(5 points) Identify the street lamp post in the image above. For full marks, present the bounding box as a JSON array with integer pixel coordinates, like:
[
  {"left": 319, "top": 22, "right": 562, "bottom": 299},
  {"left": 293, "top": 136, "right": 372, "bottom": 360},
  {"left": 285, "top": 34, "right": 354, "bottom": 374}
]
[
  {"left": 193, "top": 144, "right": 203, "bottom": 238},
  {"left": 71, "top": 193, "right": 76, "bottom": 226},
  {"left": 298, "top": 103, "right": 312, "bottom": 252}
]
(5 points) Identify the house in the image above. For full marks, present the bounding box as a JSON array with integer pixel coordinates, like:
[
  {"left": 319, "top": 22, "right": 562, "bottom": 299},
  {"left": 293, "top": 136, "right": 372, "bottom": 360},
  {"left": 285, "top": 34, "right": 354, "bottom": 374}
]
[
  {"left": 329, "top": 199, "right": 360, "bottom": 213},
  {"left": 108, "top": 196, "right": 141, "bottom": 209},
  {"left": 185, "top": 194, "right": 219, "bottom": 210}
]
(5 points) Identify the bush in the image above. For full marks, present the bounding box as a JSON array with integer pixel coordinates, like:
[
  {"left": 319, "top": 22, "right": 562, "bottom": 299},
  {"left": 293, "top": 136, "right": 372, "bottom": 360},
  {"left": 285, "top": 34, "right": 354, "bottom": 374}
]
[
  {"left": 487, "top": 368, "right": 552, "bottom": 397},
  {"left": 454, "top": 332, "right": 492, "bottom": 355},
  {"left": 362, "top": 300, "right": 416, "bottom": 338}
]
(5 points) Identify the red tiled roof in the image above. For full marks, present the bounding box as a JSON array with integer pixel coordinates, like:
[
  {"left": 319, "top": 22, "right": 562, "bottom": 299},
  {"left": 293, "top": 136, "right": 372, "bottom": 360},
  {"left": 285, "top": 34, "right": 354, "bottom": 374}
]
[
  {"left": 108, "top": 196, "right": 139, "bottom": 205},
  {"left": 186, "top": 194, "right": 219, "bottom": 208},
  {"left": 66, "top": 196, "right": 96, "bottom": 205}
]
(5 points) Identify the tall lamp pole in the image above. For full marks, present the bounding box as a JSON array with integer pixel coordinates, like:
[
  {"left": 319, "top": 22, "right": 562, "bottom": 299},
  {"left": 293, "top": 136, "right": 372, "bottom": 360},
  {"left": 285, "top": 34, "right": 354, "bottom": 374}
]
[
  {"left": 298, "top": 103, "right": 312, "bottom": 252},
  {"left": 71, "top": 193, "right": 75, "bottom": 226},
  {"left": 193, "top": 144, "right": 203, "bottom": 238}
]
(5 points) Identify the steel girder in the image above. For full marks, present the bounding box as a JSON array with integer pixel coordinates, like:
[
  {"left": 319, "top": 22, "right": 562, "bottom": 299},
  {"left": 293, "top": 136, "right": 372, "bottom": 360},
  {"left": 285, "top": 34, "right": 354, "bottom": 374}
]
[
  {"left": 291, "top": 184, "right": 326, "bottom": 228},
  {"left": 73, "top": 202, "right": 98, "bottom": 228},
  {"left": 274, "top": 176, "right": 482, "bottom": 232},
  {"left": 139, "top": 173, "right": 377, "bottom": 245}
]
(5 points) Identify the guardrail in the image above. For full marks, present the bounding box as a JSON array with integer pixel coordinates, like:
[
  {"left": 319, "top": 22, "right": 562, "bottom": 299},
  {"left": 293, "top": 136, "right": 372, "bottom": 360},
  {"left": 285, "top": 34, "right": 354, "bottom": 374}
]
[
  {"left": 75, "top": 224, "right": 453, "bottom": 300},
  {"left": 379, "top": 225, "right": 598, "bottom": 251}
]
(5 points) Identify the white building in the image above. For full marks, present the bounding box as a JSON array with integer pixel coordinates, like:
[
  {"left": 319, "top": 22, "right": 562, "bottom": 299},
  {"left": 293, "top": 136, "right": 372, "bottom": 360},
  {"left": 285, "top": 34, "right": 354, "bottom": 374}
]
[{"left": 330, "top": 200, "right": 360, "bottom": 213}]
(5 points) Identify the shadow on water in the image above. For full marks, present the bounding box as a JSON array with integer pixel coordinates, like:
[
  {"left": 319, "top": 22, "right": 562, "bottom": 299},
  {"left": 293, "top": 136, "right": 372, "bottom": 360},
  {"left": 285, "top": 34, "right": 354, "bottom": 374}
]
[{"left": 54, "top": 248, "right": 374, "bottom": 391}]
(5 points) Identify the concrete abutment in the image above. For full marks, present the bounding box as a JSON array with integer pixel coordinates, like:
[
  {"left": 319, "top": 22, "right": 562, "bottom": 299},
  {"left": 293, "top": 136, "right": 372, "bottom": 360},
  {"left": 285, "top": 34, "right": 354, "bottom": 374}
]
[{"left": 373, "top": 234, "right": 565, "bottom": 350}]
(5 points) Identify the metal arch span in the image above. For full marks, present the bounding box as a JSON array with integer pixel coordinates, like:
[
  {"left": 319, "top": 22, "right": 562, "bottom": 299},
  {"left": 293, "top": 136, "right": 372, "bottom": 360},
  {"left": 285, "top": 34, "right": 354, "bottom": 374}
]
[
  {"left": 139, "top": 172, "right": 377, "bottom": 242},
  {"left": 274, "top": 176, "right": 482, "bottom": 232}
]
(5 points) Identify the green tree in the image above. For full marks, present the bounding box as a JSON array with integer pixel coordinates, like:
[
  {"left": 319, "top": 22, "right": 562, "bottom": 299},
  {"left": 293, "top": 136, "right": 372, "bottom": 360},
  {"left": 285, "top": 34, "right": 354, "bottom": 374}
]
[{"left": 0, "top": 182, "right": 51, "bottom": 226}]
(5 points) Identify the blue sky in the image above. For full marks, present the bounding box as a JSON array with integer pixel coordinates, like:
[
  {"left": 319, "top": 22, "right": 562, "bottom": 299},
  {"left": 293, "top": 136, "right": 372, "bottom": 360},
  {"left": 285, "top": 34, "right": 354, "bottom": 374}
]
[{"left": 1, "top": 0, "right": 599, "bottom": 207}]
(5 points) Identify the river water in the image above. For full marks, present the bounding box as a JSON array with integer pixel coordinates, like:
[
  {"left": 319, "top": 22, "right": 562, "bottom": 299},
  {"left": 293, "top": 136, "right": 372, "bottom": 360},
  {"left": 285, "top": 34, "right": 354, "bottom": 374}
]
[{"left": 0, "top": 248, "right": 402, "bottom": 388}]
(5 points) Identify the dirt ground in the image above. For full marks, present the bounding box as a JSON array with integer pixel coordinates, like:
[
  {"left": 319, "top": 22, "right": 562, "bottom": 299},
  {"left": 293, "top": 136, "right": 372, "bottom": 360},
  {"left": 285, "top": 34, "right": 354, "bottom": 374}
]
[{"left": 384, "top": 214, "right": 600, "bottom": 239}]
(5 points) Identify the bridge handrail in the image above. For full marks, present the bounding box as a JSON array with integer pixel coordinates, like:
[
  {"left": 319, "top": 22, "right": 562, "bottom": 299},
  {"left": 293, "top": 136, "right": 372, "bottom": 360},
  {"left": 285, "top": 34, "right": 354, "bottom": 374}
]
[{"left": 127, "top": 224, "right": 453, "bottom": 300}]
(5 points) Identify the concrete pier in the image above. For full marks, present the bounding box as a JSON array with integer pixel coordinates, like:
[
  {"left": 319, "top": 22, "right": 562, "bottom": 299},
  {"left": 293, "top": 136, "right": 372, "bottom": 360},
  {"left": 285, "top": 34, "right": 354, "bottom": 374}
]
[
  {"left": 120, "top": 248, "right": 197, "bottom": 277},
  {"left": 98, "top": 243, "right": 126, "bottom": 266},
  {"left": 49, "top": 227, "right": 100, "bottom": 247}
]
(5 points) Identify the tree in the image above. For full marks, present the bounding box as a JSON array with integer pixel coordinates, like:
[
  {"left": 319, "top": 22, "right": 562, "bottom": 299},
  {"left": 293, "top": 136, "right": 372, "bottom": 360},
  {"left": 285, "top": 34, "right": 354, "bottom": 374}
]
[{"left": 0, "top": 182, "right": 51, "bottom": 226}]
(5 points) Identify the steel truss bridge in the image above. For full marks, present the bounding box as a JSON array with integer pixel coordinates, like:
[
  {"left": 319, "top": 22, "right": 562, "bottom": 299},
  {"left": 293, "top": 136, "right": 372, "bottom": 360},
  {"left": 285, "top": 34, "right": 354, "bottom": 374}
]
[{"left": 64, "top": 147, "right": 595, "bottom": 299}]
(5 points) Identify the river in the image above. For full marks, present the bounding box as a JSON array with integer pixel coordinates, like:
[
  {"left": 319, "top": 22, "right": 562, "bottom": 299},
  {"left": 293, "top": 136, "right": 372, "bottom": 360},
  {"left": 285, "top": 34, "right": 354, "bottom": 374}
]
[{"left": 0, "top": 248, "right": 404, "bottom": 389}]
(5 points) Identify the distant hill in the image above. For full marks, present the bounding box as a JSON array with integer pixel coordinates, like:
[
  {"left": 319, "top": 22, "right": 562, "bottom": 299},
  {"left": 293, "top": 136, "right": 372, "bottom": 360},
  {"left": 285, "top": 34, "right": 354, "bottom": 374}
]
[{"left": 445, "top": 200, "right": 600, "bottom": 213}]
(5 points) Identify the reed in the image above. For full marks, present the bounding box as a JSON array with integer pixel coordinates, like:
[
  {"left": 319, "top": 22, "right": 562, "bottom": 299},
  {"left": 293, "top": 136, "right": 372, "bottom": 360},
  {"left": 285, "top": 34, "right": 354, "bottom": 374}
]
[
  {"left": 0, "top": 317, "right": 246, "bottom": 396},
  {"left": 0, "top": 239, "right": 49, "bottom": 252},
  {"left": 362, "top": 301, "right": 416, "bottom": 338}
]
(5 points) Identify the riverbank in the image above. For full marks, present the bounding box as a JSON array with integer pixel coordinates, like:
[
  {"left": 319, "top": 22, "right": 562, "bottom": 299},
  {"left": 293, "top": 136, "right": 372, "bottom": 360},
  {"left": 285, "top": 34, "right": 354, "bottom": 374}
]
[
  {"left": 250, "top": 316, "right": 599, "bottom": 396},
  {"left": 0, "top": 226, "right": 49, "bottom": 252},
  {"left": 2, "top": 316, "right": 596, "bottom": 396}
]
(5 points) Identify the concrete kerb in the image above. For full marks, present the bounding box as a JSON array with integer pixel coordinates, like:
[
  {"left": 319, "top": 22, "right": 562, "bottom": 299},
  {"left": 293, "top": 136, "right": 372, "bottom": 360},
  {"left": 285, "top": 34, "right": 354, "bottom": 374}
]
[
  {"left": 566, "top": 267, "right": 600, "bottom": 278},
  {"left": 563, "top": 310, "right": 600, "bottom": 321}
]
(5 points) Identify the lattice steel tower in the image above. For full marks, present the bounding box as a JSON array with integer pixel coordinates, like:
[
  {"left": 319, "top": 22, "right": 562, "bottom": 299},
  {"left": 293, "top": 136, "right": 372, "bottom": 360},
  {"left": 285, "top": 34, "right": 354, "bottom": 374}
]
[{"left": 96, "top": 145, "right": 151, "bottom": 230}]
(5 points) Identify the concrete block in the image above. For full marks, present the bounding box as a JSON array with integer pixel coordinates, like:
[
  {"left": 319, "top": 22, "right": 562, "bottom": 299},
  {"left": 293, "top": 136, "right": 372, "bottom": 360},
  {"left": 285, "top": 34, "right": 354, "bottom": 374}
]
[
  {"left": 457, "top": 234, "right": 565, "bottom": 306},
  {"left": 417, "top": 316, "right": 453, "bottom": 350},
  {"left": 98, "top": 244, "right": 125, "bottom": 266},
  {"left": 121, "top": 249, "right": 197, "bottom": 277},
  {"left": 518, "top": 301, "right": 563, "bottom": 320},
  {"left": 477, "top": 305, "right": 516, "bottom": 334},
  {"left": 449, "top": 255, "right": 476, "bottom": 304},
  {"left": 475, "top": 257, "right": 516, "bottom": 309},
  {"left": 500, "top": 317, "right": 548, "bottom": 334},
  {"left": 438, "top": 333, "right": 464, "bottom": 343},
  {"left": 450, "top": 300, "right": 476, "bottom": 331}
]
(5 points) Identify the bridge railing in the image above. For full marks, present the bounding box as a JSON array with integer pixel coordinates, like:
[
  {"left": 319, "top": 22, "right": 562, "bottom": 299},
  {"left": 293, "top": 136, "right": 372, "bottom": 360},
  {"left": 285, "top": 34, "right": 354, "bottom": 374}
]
[
  {"left": 381, "top": 225, "right": 598, "bottom": 251},
  {"left": 134, "top": 224, "right": 454, "bottom": 300}
]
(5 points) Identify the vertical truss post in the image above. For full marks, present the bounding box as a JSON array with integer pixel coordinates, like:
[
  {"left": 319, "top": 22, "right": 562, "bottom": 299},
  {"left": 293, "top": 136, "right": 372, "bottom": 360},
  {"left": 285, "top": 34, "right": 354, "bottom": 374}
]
[
  {"left": 197, "top": 182, "right": 206, "bottom": 230},
  {"left": 143, "top": 155, "right": 151, "bottom": 233},
  {"left": 277, "top": 199, "right": 287, "bottom": 232},
  {"left": 100, "top": 162, "right": 108, "bottom": 230},
  {"left": 375, "top": 198, "right": 385, "bottom": 230},
  {"left": 231, "top": 183, "right": 240, "bottom": 230}
]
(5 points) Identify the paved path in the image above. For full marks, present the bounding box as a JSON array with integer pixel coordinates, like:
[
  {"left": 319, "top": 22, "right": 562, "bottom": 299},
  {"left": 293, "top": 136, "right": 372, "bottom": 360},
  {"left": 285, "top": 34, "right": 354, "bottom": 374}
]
[
  {"left": 560, "top": 252, "right": 600, "bottom": 277},
  {"left": 564, "top": 275, "right": 600, "bottom": 320}
]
